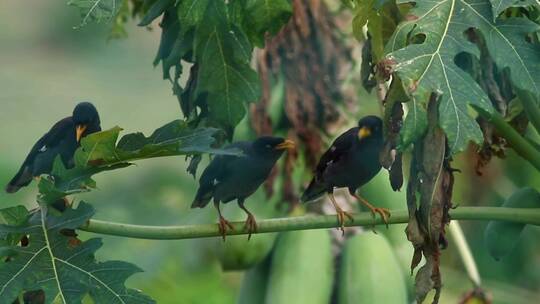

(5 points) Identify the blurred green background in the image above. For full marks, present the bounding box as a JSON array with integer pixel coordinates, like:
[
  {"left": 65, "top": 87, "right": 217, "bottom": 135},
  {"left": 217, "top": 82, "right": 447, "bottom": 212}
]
[{"left": 1, "top": 1, "right": 539, "bottom": 303}]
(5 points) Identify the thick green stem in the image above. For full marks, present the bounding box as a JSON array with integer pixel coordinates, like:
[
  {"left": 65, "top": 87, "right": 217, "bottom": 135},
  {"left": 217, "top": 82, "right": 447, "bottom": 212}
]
[
  {"left": 515, "top": 88, "right": 540, "bottom": 135},
  {"left": 79, "top": 207, "right": 540, "bottom": 240},
  {"left": 473, "top": 105, "right": 540, "bottom": 171}
]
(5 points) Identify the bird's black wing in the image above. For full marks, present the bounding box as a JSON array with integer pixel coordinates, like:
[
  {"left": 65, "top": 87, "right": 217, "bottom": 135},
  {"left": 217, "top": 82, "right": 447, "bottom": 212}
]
[
  {"left": 26, "top": 117, "right": 74, "bottom": 162},
  {"left": 5, "top": 117, "right": 73, "bottom": 193},
  {"left": 191, "top": 142, "right": 251, "bottom": 208},
  {"left": 301, "top": 128, "right": 357, "bottom": 202},
  {"left": 314, "top": 127, "right": 357, "bottom": 180}
]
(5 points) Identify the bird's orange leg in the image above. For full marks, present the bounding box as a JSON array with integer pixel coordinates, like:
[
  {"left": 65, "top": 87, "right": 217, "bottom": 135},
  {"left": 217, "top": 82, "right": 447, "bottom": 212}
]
[
  {"left": 238, "top": 200, "right": 257, "bottom": 240},
  {"left": 328, "top": 193, "right": 354, "bottom": 236},
  {"left": 350, "top": 193, "right": 391, "bottom": 228},
  {"left": 214, "top": 201, "right": 233, "bottom": 241}
]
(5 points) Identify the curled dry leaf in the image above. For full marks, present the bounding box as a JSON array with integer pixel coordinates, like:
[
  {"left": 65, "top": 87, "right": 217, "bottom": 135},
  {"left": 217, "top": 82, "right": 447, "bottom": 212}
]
[
  {"left": 406, "top": 95, "right": 454, "bottom": 304},
  {"left": 381, "top": 79, "right": 406, "bottom": 191},
  {"left": 462, "top": 30, "right": 530, "bottom": 174}
]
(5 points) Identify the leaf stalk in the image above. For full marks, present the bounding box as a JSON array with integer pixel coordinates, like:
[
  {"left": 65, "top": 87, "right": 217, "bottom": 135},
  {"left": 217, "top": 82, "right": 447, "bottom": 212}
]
[{"left": 80, "top": 207, "right": 540, "bottom": 240}]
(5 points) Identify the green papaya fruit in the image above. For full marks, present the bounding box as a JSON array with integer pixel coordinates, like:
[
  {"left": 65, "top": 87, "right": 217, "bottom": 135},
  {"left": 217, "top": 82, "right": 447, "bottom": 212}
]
[
  {"left": 484, "top": 187, "right": 540, "bottom": 260},
  {"left": 215, "top": 188, "right": 281, "bottom": 271},
  {"left": 361, "top": 171, "right": 414, "bottom": 296},
  {"left": 216, "top": 231, "right": 277, "bottom": 271},
  {"left": 338, "top": 233, "right": 408, "bottom": 304},
  {"left": 265, "top": 229, "right": 334, "bottom": 304},
  {"left": 237, "top": 256, "right": 272, "bottom": 304}
]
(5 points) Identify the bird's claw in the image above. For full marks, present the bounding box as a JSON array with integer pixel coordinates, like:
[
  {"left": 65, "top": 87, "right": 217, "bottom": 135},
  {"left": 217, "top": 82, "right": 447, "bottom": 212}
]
[
  {"left": 218, "top": 216, "right": 234, "bottom": 241},
  {"left": 368, "top": 207, "right": 391, "bottom": 229},
  {"left": 244, "top": 214, "right": 258, "bottom": 241},
  {"left": 336, "top": 210, "right": 354, "bottom": 236}
]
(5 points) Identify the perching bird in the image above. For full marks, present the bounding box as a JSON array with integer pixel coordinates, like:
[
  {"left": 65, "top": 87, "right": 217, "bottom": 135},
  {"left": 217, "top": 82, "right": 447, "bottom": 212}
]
[
  {"left": 5, "top": 102, "right": 101, "bottom": 193},
  {"left": 192, "top": 136, "right": 295, "bottom": 240},
  {"left": 301, "top": 115, "right": 389, "bottom": 233}
]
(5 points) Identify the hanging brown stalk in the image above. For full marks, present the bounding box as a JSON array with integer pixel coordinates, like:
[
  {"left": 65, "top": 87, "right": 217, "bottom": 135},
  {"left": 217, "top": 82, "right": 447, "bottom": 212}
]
[{"left": 252, "top": 0, "right": 353, "bottom": 206}]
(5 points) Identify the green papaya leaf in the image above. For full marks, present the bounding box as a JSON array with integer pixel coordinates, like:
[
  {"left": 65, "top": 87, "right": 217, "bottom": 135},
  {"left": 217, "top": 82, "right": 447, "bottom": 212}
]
[
  {"left": 385, "top": 0, "right": 499, "bottom": 153},
  {"left": 489, "top": 0, "right": 539, "bottom": 19},
  {"left": 153, "top": 0, "right": 290, "bottom": 134},
  {"left": 37, "top": 121, "right": 241, "bottom": 202},
  {"left": 484, "top": 187, "right": 540, "bottom": 260},
  {"left": 0, "top": 206, "right": 29, "bottom": 252},
  {"left": 367, "top": 5, "right": 398, "bottom": 62},
  {"left": 0, "top": 206, "right": 28, "bottom": 226},
  {"left": 241, "top": 0, "right": 292, "bottom": 47},
  {"left": 387, "top": 0, "right": 540, "bottom": 152},
  {"left": 0, "top": 202, "right": 154, "bottom": 304},
  {"left": 177, "top": 0, "right": 210, "bottom": 30},
  {"left": 75, "top": 126, "right": 122, "bottom": 167},
  {"left": 352, "top": 0, "right": 375, "bottom": 41},
  {"left": 194, "top": 1, "right": 260, "bottom": 134},
  {"left": 68, "top": 0, "right": 121, "bottom": 27},
  {"left": 118, "top": 120, "right": 242, "bottom": 155},
  {"left": 478, "top": 13, "right": 540, "bottom": 102},
  {"left": 153, "top": 6, "right": 182, "bottom": 78},
  {"left": 138, "top": 0, "right": 173, "bottom": 26},
  {"left": 108, "top": 0, "right": 130, "bottom": 39}
]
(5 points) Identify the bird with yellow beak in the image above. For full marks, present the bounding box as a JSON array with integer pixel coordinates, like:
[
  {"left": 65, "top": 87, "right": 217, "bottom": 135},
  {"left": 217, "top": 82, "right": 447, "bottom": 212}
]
[
  {"left": 301, "top": 115, "right": 390, "bottom": 234},
  {"left": 192, "top": 136, "right": 295, "bottom": 240},
  {"left": 5, "top": 102, "right": 101, "bottom": 193}
]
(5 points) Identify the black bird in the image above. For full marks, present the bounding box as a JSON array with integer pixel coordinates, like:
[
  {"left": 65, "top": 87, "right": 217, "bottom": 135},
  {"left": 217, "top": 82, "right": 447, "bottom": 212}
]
[
  {"left": 301, "top": 115, "right": 389, "bottom": 233},
  {"left": 192, "top": 136, "right": 295, "bottom": 240},
  {"left": 5, "top": 102, "right": 101, "bottom": 193}
]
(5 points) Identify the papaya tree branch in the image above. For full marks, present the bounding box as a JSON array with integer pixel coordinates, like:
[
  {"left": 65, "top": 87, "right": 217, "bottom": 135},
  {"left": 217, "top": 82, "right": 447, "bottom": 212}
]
[
  {"left": 79, "top": 207, "right": 540, "bottom": 240},
  {"left": 473, "top": 105, "right": 540, "bottom": 170}
]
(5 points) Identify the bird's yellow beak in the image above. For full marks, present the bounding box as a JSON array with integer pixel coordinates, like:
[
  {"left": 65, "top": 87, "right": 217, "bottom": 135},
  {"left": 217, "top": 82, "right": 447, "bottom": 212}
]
[
  {"left": 275, "top": 139, "right": 296, "bottom": 150},
  {"left": 358, "top": 126, "right": 371, "bottom": 139},
  {"left": 76, "top": 124, "right": 87, "bottom": 143}
]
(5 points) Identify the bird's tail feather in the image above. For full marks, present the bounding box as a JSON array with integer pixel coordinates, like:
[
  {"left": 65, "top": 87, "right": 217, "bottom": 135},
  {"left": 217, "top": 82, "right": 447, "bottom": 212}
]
[
  {"left": 301, "top": 178, "right": 327, "bottom": 203},
  {"left": 5, "top": 167, "right": 32, "bottom": 193},
  {"left": 191, "top": 185, "right": 213, "bottom": 208}
]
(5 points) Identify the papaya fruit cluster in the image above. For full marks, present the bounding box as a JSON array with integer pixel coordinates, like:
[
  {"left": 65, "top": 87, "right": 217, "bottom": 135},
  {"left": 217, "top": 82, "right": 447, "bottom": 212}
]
[{"left": 213, "top": 173, "right": 414, "bottom": 304}]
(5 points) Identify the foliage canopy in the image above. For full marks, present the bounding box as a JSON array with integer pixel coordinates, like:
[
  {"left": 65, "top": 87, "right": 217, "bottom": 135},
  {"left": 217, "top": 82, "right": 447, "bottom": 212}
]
[{"left": 1, "top": 0, "right": 539, "bottom": 303}]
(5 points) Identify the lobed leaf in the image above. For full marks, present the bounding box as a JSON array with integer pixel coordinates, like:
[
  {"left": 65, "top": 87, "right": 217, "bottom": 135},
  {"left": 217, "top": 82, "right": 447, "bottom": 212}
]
[
  {"left": 478, "top": 12, "right": 540, "bottom": 102},
  {"left": 352, "top": 0, "right": 376, "bottom": 41},
  {"left": 489, "top": 0, "right": 539, "bottom": 19},
  {"left": 193, "top": 1, "right": 261, "bottom": 133},
  {"left": 241, "top": 0, "right": 293, "bottom": 47},
  {"left": 0, "top": 206, "right": 29, "bottom": 251},
  {"left": 387, "top": 0, "right": 540, "bottom": 153},
  {"left": 68, "top": 0, "right": 121, "bottom": 27},
  {"left": 386, "top": 0, "right": 499, "bottom": 153},
  {"left": 0, "top": 202, "right": 154, "bottom": 304},
  {"left": 138, "top": 0, "right": 174, "bottom": 26},
  {"left": 38, "top": 121, "right": 241, "bottom": 202}
]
